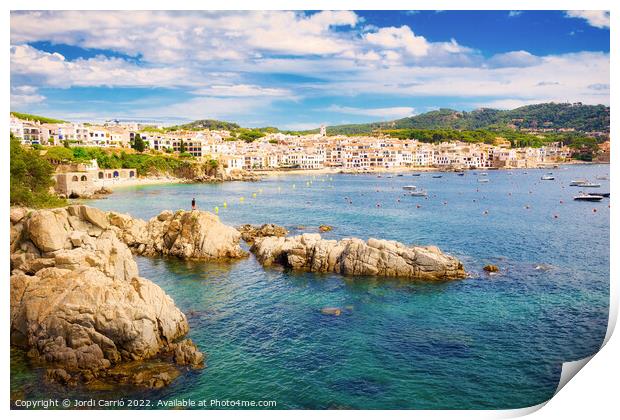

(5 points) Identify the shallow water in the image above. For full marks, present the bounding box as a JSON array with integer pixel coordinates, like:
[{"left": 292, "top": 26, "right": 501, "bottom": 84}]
[{"left": 12, "top": 164, "right": 610, "bottom": 409}]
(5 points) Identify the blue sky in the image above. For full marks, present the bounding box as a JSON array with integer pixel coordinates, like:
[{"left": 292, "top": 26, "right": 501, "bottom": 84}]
[{"left": 10, "top": 10, "right": 609, "bottom": 129}]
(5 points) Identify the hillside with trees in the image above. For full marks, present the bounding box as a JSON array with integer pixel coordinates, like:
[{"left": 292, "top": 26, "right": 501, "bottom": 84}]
[{"left": 319, "top": 103, "right": 610, "bottom": 135}]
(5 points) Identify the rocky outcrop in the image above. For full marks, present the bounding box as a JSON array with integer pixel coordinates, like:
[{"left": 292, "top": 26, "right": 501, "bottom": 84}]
[
  {"left": 483, "top": 264, "right": 500, "bottom": 273},
  {"left": 10, "top": 205, "right": 204, "bottom": 388},
  {"left": 237, "top": 223, "right": 288, "bottom": 245},
  {"left": 251, "top": 233, "right": 466, "bottom": 281},
  {"left": 193, "top": 167, "right": 261, "bottom": 183},
  {"left": 111, "top": 209, "right": 247, "bottom": 260}
]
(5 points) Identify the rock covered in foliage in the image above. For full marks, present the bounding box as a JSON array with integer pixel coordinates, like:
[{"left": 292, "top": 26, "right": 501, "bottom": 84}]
[
  {"left": 110, "top": 209, "right": 247, "bottom": 260},
  {"left": 237, "top": 223, "right": 288, "bottom": 244},
  {"left": 251, "top": 233, "right": 466, "bottom": 281},
  {"left": 9, "top": 205, "right": 203, "bottom": 387}
]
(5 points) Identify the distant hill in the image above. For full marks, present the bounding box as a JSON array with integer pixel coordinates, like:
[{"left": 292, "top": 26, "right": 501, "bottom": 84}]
[
  {"left": 319, "top": 103, "right": 610, "bottom": 135},
  {"left": 173, "top": 119, "right": 240, "bottom": 131},
  {"left": 11, "top": 112, "right": 66, "bottom": 124}
]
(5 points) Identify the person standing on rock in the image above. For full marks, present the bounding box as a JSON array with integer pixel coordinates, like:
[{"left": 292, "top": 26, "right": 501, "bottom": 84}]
[{"left": 191, "top": 197, "right": 196, "bottom": 210}]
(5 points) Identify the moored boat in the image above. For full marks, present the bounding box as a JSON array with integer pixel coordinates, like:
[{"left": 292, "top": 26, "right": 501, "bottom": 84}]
[
  {"left": 541, "top": 175, "right": 555, "bottom": 180},
  {"left": 580, "top": 182, "right": 601, "bottom": 188},
  {"left": 411, "top": 173, "right": 421, "bottom": 176},
  {"left": 432, "top": 175, "right": 443, "bottom": 178},
  {"left": 402, "top": 185, "right": 417, "bottom": 191},
  {"left": 570, "top": 179, "right": 587, "bottom": 186},
  {"left": 409, "top": 190, "right": 428, "bottom": 197},
  {"left": 573, "top": 194, "right": 604, "bottom": 202},
  {"left": 478, "top": 178, "right": 489, "bottom": 183}
]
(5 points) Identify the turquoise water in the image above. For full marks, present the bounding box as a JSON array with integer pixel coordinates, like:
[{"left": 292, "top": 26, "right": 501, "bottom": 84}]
[{"left": 13, "top": 165, "right": 610, "bottom": 409}]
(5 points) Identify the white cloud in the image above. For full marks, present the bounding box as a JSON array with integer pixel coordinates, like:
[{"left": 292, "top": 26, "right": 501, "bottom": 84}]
[
  {"left": 487, "top": 50, "right": 543, "bottom": 68},
  {"left": 565, "top": 11, "right": 610, "bottom": 29},
  {"left": 11, "top": 85, "right": 46, "bottom": 108},
  {"left": 364, "top": 26, "right": 430, "bottom": 56},
  {"left": 327, "top": 105, "right": 415, "bottom": 119},
  {"left": 192, "top": 84, "right": 292, "bottom": 97},
  {"left": 10, "top": 44, "right": 201, "bottom": 88}
]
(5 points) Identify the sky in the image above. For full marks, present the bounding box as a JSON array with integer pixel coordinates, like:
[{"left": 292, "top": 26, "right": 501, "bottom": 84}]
[{"left": 10, "top": 10, "right": 610, "bottom": 129}]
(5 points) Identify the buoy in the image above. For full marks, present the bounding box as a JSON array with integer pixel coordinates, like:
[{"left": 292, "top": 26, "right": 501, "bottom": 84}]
[
  {"left": 240, "top": 197, "right": 245, "bottom": 202},
  {"left": 214, "top": 206, "right": 219, "bottom": 214},
  {"left": 252, "top": 193, "right": 257, "bottom": 198},
  {"left": 554, "top": 214, "right": 559, "bottom": 219},
  {"left": 293, "top": 184, "right": 296, "bottom": 189},
  {"left": 560, "top": 200, "right": 563, "bottom": 204},
  {"left": 525, "top": 205, "right": 530, "bottom": 209},
  {"left": 483, "top": 210, "right": 489, "bottom": 215},
  {"left": 443, "top": 201, "right": 447, "bottom": 205},
  {"left": 258, "top": 188, "right": 263, "bottom": 193},
  {"left": 223, "top": 201, "right": 227, "bottom": 208},
  {"left": 593, "top": 208, "right": 597, "bottom": 213},
  {"left": 416, "top": 204, "right": 421, "bottom": 208}
]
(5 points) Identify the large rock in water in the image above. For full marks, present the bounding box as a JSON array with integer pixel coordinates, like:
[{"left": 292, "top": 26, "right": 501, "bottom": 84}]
[
  {"left": 120, "top": 209, "right": 247, "bottom": 259},
  {"left": 251, "top": 233, "right": 466, "bottom": 281},
  {"left": 10, "top": 205, "right": 204, "bottom": 387},
  {"left": 237, "top": 223, "right": 288, "bottom": 244}
]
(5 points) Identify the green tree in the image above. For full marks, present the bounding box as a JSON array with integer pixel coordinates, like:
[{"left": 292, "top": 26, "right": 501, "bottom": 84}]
[
  {"left": 10, "top": 134, "right": 66, "bottom": 208},
  {"left": 132, "top": 133, "right": 146, "bottom": 152},
  {"left": 179, "top": 139, "right": 186, "bottom": 153}
]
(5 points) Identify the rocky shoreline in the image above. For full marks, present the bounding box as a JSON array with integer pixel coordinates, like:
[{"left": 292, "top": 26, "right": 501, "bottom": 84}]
[
  {"left": 10, "top": 206, "right": 209, "bottom": 389},
  {"left": 10, "top": 205, "right": 467, "bottom": 390}
]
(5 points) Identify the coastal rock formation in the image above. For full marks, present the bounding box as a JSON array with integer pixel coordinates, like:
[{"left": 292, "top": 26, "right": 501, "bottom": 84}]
[
  {"left": 237, "top": 223, "right": 288, "bottom": 244},
  {"left": 111, "top": 209, "right": 247, "bottom": 260},
  {"left": 10, "top": 205, "right": 203, "bottom": 387},
  {"left": 251, "top": 233, "right": 466, "bottom": 281},
  {"left": 318, "top": 225, "right": 333, "bottom": 232}
]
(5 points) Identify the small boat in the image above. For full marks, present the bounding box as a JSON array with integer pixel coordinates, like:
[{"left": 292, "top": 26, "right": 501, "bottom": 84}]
[
  {"left": 411, "top": 173, "right": 421, "bottom": 176},
  {"left": 402, "top": 185, "right": 417, "bottom": 191},
  {"left": 397, "top": 174, "right": 404, "bottom": 177},
  {"left": 386, "top": 175, "right": 393, "bottom": 179},
  {"left": 457, "top": 172, "right": 465, "bottom": 176},
  {"left": 409, "top": 190, "right": 428, "bottom": 197},
  {"left": 377, "top": 175, "right": 382, "bottom": 178},
  {"left": 574, "top": 194, "right": 604, "bottom": 202},
  {"left": 478, "top": 178, "right": 489, "bottom": 183},
  {"left": 596, "top": 175, "right": 609, "bottom": 180},
  {"left": 480, "top": 172, "right": 488, "bottom": 176},
  {"left": 432, "top": 175, "right": 443, "bottom": 178},
  {"left": 570, "top": 179, "right": 587, "bottom": 186},
  {"left": 580, "top": 182, "right": 601, "bottom": 188},
  {"left": 541, "top": 175, "right": 555, "bottom": 180}
]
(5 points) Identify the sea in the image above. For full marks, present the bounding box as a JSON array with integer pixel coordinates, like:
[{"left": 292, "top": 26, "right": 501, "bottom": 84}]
[{"left": 11, "top": 164, "right": 610, "bottom": 410}]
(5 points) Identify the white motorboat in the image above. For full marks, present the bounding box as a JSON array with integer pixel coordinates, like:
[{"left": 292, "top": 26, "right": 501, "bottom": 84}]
[
  {"left": 402, "top": 185, "right": 417, "bottom": 191},
  {"left": 580, "top": 182, "right": 601, "bottom": 188},
  {"left": 574, "top": 194, "right": 604, "bottom": 202},
  {"left": 570, "top": 179, "right": 587, "bottom": 186},
  {"left": 409, "top": 190, "right": 428, "bottom": 197},
  {"left": 540, "top": 175, "right": 555, "bottom": 180},
  {"left": 478, "top": 178, "right": 489, "bottom": 183}
]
